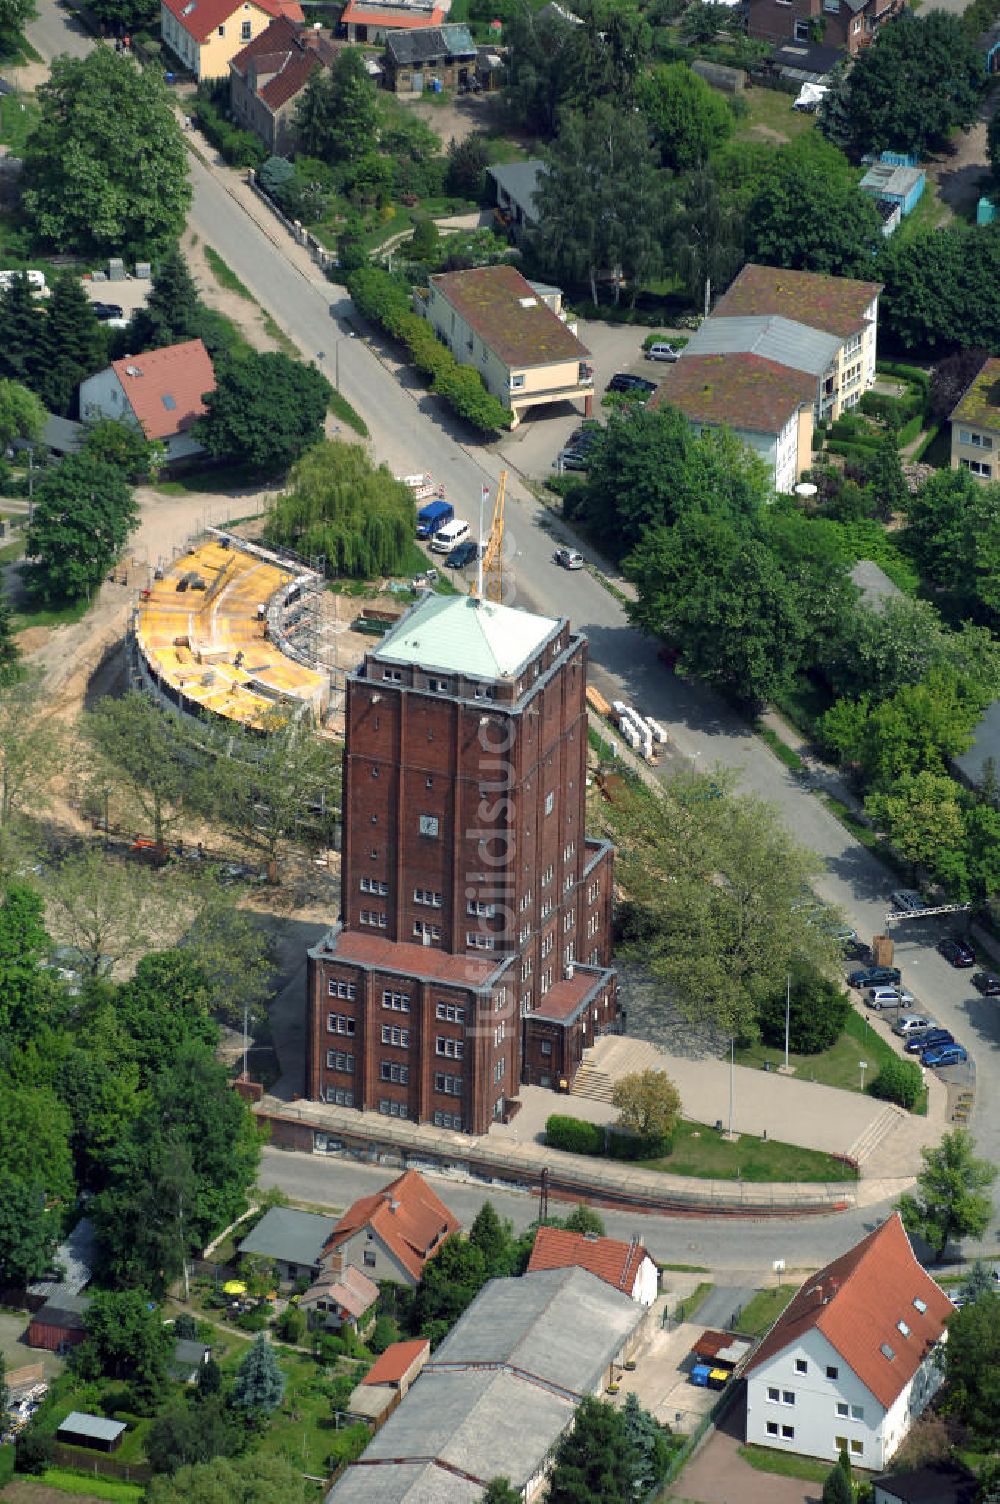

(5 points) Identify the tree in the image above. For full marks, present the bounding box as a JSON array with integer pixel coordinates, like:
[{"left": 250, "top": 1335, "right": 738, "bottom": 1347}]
[
  {"left": 865, "top": 431, "right": 910, "bottom": 521},
  {"left": 21, "top": 50, "right": 190, "bottom": 256},
  {"left": 446, "top": 135, "right": 489, "bottom": 200},
  {"left": 88, "top": 0, "right": 158, "bottom": 33},
  {"left": 612, "top": 1069, "right": 681, "bottom": 1144},
  {"left": 412, "top": 1235, "right": 487, "bottom": 1338},
  {"left": 548, "top": 1395, "right": 634, "bottom": 1504},
  {"left": 530, "top": 102, "right": 671, "bottom": 305},
  {"left": 82, "top": 420, "right": 164, "bottom": 482},
  {"left": 146, "top": 1398, "right": 242, "bottom": 1475},
  {"left": 0, "top": 378, "right": 45, "bottom": 448},
  {"left": 0, "top": 1081, "right": 74, "bottom": 1204},
  {"left": 0, "top": 274, "right": 43, "bottom": 388},
  {"left": 295, "top": 48, "right": 379, "bottom": 161},
  {"left": 822, "top": 1460, "right": 853, "bottom": 1504},
  {"left": 483, "top": 1481, "right": 520, "bottom": 1504},
  {"left": 819, "top": 9, "right": 982, "bottom": 158},
  {"left": 563, "top": 1204, "right": 606, "bottom": 1237},
  {"left": 865, "top": 772, "right": 967, "bottom": 891},
  {"left": 898, "top": 1130, "right": 998, "bottom": 1262},
  {"left": 758, "top": 963, "right": 850, "bottom": 1055},
  {"left": 45, "top": 847, "right": 182, "bottom": 976},
  {"left": 75, "top": 1288, "right": 170, "bottom": 1408},
  {"left": 469, "top": 1201, "right": 517, "bottom": 1278},
  {"left": 639, "top": 63, "right": 732, "bottom": 172},
  {"left": 943, "top": 1292, "right": 1000, "bottom": 1442},
  {"left": 197, "top": 352, "right": 330, "bottom": 475},
  {"left": 36, "top": 271, "right": 107, "bottom": 416},
  {"left": 87, "top": 692, "right": 191, "bottom": 849},
  {"left": 130, "top": 246, "right": 203, "bottom": 351},
  {"left": 622, "top": 1391, "right": 671, "bottom": 1499},
  {"left": 0, "top": 1170, "right": 61, "bottom": 1287},
  {"left": 0, "top": 0, "right": 37, "bottom": 55},
  {"left": 0, "top": 880, "right": 55, "bottom": 1041},
  {"left": 115, "top": 950, "right": 220, "bottom": 1085},
  {"left": 878, "top": 224, "right": 1000, "bottom": 355},
  {"left": 26, "top": 452, "right": 137, "bottom": 603},
  {"left": 409, "top": 214, "right": 439, "bottom": 263},
  {"left": 744, "top": 154, "right": 882, "bottom": 278},
  {"left": 503, "top": 4, "right": 650, "bottom": 137},
  {"left": 179, "top": 880, "right": 275, "bottom": 1029},
  {"left": 146, "top": 1456, "right": 309, "bottom": 1504},
  {"left": 868, "top": 1055, "right": 923, "bottom": 1110},
  {"left": 231, "top": 1335, "right": 285, "bottom": 1417},
  {"left": 681, "top": 0, "right": 722, "bottom": 44},
  {"left": 668, "top": 167, "right": 744, "bottom": 306},
  {"left": 960, "top": 1259, "right": 996, "bottom": 1307},
  {"left": 605, "top": 774, "right": 837, "bottom": 1041},
  {"left": 0, "top": 677, "right": 64, "bottom": 831}
]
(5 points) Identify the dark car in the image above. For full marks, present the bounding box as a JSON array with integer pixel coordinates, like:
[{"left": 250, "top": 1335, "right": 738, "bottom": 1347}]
[
  {"left": 905, "top": 1028, "right": 954, "bottom": 1054},
  {"left": 972, "top": 971, "right": 1000, "bottom": 996},
  {"left": 91, "top": 301, "right": 125, "bottom": 321},
  {"left": 921, "top": 1042, "right": 969, "bottom": 1068},
  {"left": 607, "top": 373, "right": 657, "bottom": 395},
  {"left": 444, "top": 540, "right": 479, "bottom": 569},
  {"left": 938, "top": 936, "right": 975, "bottom": 968},
  {"left": 847, "top": 965, "right": 902, "bottom": 990}
]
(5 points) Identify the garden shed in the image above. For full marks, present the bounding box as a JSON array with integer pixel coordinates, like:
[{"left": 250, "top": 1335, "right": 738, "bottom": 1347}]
[
  {"left": 859, "top": 162, "right": 925, "bottom": 218},
  {"left": 56, "top": 1412, "right": 127, "bottom": 1453}
]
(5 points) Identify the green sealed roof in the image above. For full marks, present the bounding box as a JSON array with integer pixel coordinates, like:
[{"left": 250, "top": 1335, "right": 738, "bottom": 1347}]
[{"left": 374, "top": 593, "right": 560, "bottom": 680}]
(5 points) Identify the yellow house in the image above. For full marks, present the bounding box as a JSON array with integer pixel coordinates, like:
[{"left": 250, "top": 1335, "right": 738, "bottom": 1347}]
[
  {"left": 949, "top": 356, "right": 1000, "bottom": 482},
  {"left": 425, "top": 266, "right": 594, "bottom": 428},
  {"left": 160, "top": 0, "right": 303, "bottom": 81}
]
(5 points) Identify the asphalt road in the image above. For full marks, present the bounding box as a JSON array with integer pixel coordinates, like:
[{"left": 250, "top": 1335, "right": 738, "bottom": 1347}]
[
  {"left": 259, "top": 1146, "right": 882, "bottom": 1274},
  {"left": 24, "top": 0, "right": 94, "bottom": 62}
]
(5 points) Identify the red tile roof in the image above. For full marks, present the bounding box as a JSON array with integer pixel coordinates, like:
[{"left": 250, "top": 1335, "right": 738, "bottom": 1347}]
[
  {"left": 341, "top": 0, "right": 444, "bottom": 27},
  {"left": 744, "top": 1214, "right": 952, "bottom": 1409},
  {"left": 302, "top": 1263, "right": 379, "bottom": 1320},
  {"left": 322, "top": 928, "right": 502, "bottom": 988},
  {"left": 650, "top": 353, "right": 815, "bottom": 436},
  {"left": 528, "top": 1226, "right": 650, "bottom": 1295},
  {"left": 362, "top": 1338, "right": 430, "bottom": 1387},
  {"left": 431, "top": 265, "right": 591, "bottom": 370},
  {"left": 713, "top": 263, "right": 882, "bottom": 340},
  {"left": 230, "top": 18, "right": 340, "bottom": 111},
  {"left": 531, "top": 967, "right": 601, "bottom": 1023},
  {"left": 325, "top": 1170, "right": 460, "bottom": 1284},
  {"left": 162, "top": 0, "right": 302, "bottom": 44},
  {"left": 111, "top": 339, "right": 215, "bottom": 442}
]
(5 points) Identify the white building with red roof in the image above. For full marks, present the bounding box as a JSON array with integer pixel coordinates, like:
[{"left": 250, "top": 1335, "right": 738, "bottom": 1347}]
[
  {"left": 322, "top": 1169, "right": 460, "bottom": 1289},
  {"left": 528, "top": 1226, "right": 658, "bottom": 1305},
  {"left": 339, "top": 0, "right": 445, "bottom": 44},
  {"left": 743, "top": 1213, "right": 952, "bottom": 1471},
  {"left": 79, "top": 339, "right": 215, "bottom": 463},
  {"left": 160, "top": 0, "right": 304, "bottom": 80}
]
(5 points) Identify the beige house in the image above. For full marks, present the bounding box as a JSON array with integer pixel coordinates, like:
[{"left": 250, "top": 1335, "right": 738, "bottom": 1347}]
[
  {"left": 229, "top": 17, "right": 339, "bottom": 153},
  {"left": 424, "top": 265, "right": 594, "bottom": 428},
  {"left": 949, "top": 355, "right": 1000, "bottom": 481},
  {"left": 160, "top": 0, "right": 303, "bottom": 81},
  {"left": 320, "top": 1170, "right": 460, "bottom": 1289},
  {"left": 688, "top": 263, "right": 882, "bottom": 423}
]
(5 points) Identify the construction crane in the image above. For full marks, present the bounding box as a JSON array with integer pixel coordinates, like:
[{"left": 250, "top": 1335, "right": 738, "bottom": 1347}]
[{"left": 473, "top": 470, "right": 506, "bottom": 604}]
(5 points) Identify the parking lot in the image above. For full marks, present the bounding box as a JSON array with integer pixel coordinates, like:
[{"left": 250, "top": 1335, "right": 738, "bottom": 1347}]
[{"left": 81, "top": 269, "right": 151, "bottom": 320}]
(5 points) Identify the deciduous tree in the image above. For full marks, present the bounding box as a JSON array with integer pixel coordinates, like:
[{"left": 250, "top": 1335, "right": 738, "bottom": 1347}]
[
  {"left": 45, "top": 846, "right": 181, "bottom": 976},
  {"left": 146, "top": 1455, "right": 309, "bottom": 1504},
  {"left": 562, "top": 1204, "right": 606, "bottom": 1237},
  {"left": 26, "top": 452, "right": 137, "bottom": 602},
  {"left": 87, "top": 691, "right": 191, "bottom": 849},
  {"left": 548, "top": 1395, "right": 634, "bottom": 1504},
  {"left": 0, "top": 377, "right": 44, "bottom": 447},
  {"left": 197, "top": 352, "right": 330, "bottom": 475},
  {"left": 943, "top": 1289, "right": 1000, "bottom": 1442},
  {"left": 612, "top": 1069, "right": 681, "bottom": 1143},
  {"left": 0, "top": 677, "right": 64, "bottom": 829},
  {"left": 0, "top": 1169, "right": 61, "bottom": 1287},
  {"left": 898, "top": 1129, "right": 997, "bottom": 1262},
  {"left": 0, "top": 880, "right": 54, "bottom": 1041},
  {"left": 0, "top": 0, "right": 38, "bottom": 55},
  {"left": 0, "top": 1080, "right": 74, "bottom": 1204},
  {"left": 75, "top": 1288, "right": 170, "bottom": 1408},
  {"left": 745, "top": 155, "right": 882, "bottom": 277},
  {"left": 639, "top": 62, "right": 732, "bottom": 172},
  {"left": 412, "top": 1235, "right": 487, "bottom": 1339},
  {"left": 82, "top": 420, "right": 164, "bottom": 482},
  {"left": 22, "top": 50, "right": 190, "bottom": 255},
  {"left": 146, "top": 1397, "right": 242, "bottom": 1476}
]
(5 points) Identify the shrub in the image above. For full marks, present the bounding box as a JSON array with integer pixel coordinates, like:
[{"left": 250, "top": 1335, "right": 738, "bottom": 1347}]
[
  {"left": 545, "top": 1114, "right": 605, "bottom": 1155},
  {"left": 15, "top": 1429, "right": 53, "bottom": 1475},
  {"left": 870, "top": 1055, "right": 923, "bottom": 1109},
  {"left": 758, "top": 964, "right": 851, "bottom": 1054},
  {"left": 277, "top": 1306, "right": 306, "bottom": 1344},
  {"left": 235, "top": 1306, "right": 270, "bottom": 1332},
  {"left": 369, "top": 1314, "right": 399, "bottom": 1354},
  {"left": 193, "top": 96, "right": 266, "bottom": 168},
  {"left": 0, "top": 1446, "right": 13, "bottom": 1486},
  {"left": 607, "top": 1128, "right": 672, "bottom": 1160}
]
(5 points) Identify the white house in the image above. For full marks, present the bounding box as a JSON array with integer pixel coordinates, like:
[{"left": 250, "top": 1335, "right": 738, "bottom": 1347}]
[
  {"left": 79, "top": 339, "right": 215, "bottom": 464},
  {"left": 743, "top": 1214, "right": 952, "bottom": 1472},
  {"left": 527, "top": 1226, "right": 659, "bottom": 1305}
]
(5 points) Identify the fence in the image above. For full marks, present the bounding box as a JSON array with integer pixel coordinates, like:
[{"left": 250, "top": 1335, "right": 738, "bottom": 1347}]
[
  {"left": 246, "top": 172, "right": 339, "bottom": 273},
  {"left": 51, "top": 1442, "right": 152, "bottom": 1485}
]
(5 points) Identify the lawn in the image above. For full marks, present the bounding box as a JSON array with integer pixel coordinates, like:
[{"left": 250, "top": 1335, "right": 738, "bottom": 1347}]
[
  {"left": 248, "top": 1346, "right": 369, "bottom": 1477},
  {"left": 735, "top": 1285, "right": 796, "bottom": 1337},
  {"left": 734, "top": 86, "right": 816, "bottom": 146},
  {"left": 738, "top": 1444, "right": 831, "bottom": 1483},
  {"left": 31, "top": 1472, "right": 144, "bottom": 1503},
  {"left": 12, "top": 596, "right": 91, "bottom": 632},
  {"left": 638, "top": 1120, "right": 857, "bottom": 1183},
  {"left": 735, "top": 1005, "right": 912, "bottom": 1102},
  {"left": 0, "top": 93, "right": 41, "bottom": 155},
  {"left": 673, "top": 1281, "right": 713, "bottom": 1323}
]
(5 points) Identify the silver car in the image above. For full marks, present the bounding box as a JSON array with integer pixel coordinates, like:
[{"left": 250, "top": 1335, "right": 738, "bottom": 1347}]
[{"left": 893, "top": 1014, "right": 937, "bottom": 1037}]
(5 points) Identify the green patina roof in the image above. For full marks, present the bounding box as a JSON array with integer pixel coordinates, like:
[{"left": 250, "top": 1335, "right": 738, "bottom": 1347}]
[
  {"left": 374, "top": 593, "right": 560, "bottom": 680},
  {"left": 950, "top": 357, "right": 1000, "bottom": 429}
]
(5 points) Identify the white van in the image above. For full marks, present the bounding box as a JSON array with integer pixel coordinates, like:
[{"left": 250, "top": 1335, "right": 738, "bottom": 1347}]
[{"left": 430, "top": 518, "right": 470, "bottom": 554}]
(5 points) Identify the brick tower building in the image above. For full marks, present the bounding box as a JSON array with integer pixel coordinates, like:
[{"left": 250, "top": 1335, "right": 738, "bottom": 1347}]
[{"left": 306, "top": 592, "right": 618, "bottom": 1136}]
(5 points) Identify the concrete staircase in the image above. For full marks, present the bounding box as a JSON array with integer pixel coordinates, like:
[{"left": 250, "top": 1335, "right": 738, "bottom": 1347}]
[
  {"left": 846, "top": 1102, "right": 906, "bottom": 1169},
  {"left": 571, "top": 1036, "right": 666, "bottom": 1104}
]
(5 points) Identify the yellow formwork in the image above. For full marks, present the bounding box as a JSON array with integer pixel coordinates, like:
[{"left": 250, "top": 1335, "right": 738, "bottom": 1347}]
[{"left": 135, "top": 539, "right": 326, "bottom": 729}]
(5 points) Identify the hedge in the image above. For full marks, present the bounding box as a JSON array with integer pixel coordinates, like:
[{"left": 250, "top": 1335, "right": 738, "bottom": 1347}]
[
  {"left": 192, "top": 97, "right": 266, "bottom": 168},
  {"left": 544, "top": 1113, "right": 671, "bottom": 1160},
  {"left": 827, "top": 439, "right": 883, "bottom": 464},
  {"left": 347, "top": 267, "right": 511, "bottom": 433},
  {"left": 896, "top": 411, "right": 925, "bottom": 447},
  {"left": 876, "top": 360, "right": 931, "bottom": 395},
  {"left": 0, "top": 1446, "right": 13, "bottom": 1487}
]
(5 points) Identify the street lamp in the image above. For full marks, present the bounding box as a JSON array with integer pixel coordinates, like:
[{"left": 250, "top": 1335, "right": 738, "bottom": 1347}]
[
  {"left": 784, "top": 972, "right": 791, "bottom": 1072},
  {"left": 859, "top": 1059, "right": 868, "bottom": 1092},
  {"left": 728, "top": 1035, "right": 735, "bottom": 1138},
  {"left": 320, "top": 333, "right": 357, "bottom": 393}
]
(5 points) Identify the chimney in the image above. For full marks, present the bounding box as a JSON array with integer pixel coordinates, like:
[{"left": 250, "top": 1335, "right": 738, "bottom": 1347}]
[{"left": 326, "top": 1245, "right": 344, "bottom": 1278}]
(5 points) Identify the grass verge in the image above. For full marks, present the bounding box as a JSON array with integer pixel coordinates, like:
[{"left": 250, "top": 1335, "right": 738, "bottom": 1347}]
[
  {"left": 639, "top": 1120, "right": 857, "bottom": 1183},
  {"left": 659, "top": 1262, "right": 711, "bottom": 1274},
  {"left": 12, "top": 596, "right": 91, "bottom": 632},
  {"left": 674, "top": 1281, "right": 713, "bottom": 1323},
  {"left": 738, "top": 1445, "right": 831, "bottom": 1483},
  {"left": 755, "top": 721, "right": 804, "bottom": 772},
  {"left": 32, "top": 1469, "right": 144, "bottom": 1502},
  {"left": 735, "top": 1285, "right": 796, "bottom": 1337},
  {"left": 328, "top": 388, "right": 369, "bottom": 438},
  {"left": 0, "top": 92, "right": 41, "bottom": 154},
  {"left": 204, "top": 246, "right": 254, "bottom": 302}
]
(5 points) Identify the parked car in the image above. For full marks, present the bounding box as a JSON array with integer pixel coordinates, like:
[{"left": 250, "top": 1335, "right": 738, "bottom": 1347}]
[
  {"left": 890, "top": 889, "right": 928, "bottom": 914},
  {"left": 905, "top": 1028, "right": 954, "bottom": 1054},
  {"left": 444, "top": 540, "right": 481, "bottom": 569},
  {"left": 972, "top": 971, "right": 1000, "bottom": 996},
  {"left": 921, "top": 1042, "right": 969, "bottom": 1068},
  {"left": 91, "top": 301, "right": 125, "bottom": 321},
  {"left": 938, "top": 936, "right": 975, "bottom": 968},
  {"left": 553, "top": 548, "right": 584, "bottom": 570},
  {"left": 865, "top": 986, "right": 916, "bottom": 1011},
  {"left": 893, "top": 1014, "right": 938, "bottom": 1037},
  {"left": 848, "top": 965, "right": 902, "bottom": 990},
  {"left": 645, "top": 342, "right": 680, "bottom": 363},
  {"left": 556, "top": 448, "right": 592, "bottom": 472},
  {"left": 607, "top": 373, "right": 657, "bottom": 395}
]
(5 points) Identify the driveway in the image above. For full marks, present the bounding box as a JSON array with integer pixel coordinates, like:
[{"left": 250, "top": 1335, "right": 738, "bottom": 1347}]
[{"left": 671, "top": 1398, "right": 824, "bottom": 1504}]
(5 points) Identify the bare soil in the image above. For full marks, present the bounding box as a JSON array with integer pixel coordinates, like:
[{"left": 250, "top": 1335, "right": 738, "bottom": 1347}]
[{"left": 182, "top": 228, "right": 280, "bottom": 355}]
